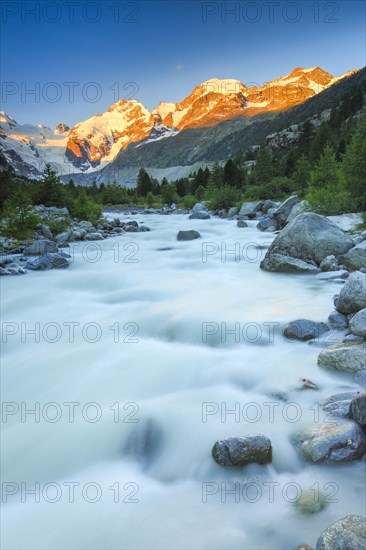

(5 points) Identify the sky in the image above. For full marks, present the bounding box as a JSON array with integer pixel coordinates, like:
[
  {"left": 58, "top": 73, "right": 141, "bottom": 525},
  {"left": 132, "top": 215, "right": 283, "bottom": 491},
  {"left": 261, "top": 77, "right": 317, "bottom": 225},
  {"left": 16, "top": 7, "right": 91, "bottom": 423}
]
[{"left": 1, "top": 0, "right": 365, "bottom": 128}]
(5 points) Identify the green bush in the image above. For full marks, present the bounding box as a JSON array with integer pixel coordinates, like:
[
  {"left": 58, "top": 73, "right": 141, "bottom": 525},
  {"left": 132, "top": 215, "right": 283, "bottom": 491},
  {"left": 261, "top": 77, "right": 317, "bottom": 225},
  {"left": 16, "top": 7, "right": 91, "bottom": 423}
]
[
  {"left": 209, "top": 185, "right": 241, "bottom": 210},
  {"left": 45, "top": 217, "right": 71, "bottom": 234},
  {"left": 306, "top": 187, "right": 353, "bottom": 215},
  {"left": 2, "top": 189, "right": 40, "bottom": 239},
  {"left": 183, "top": 195, "right": 197, "bottom": 210},
  {"left": 70, "top": 190, "right": 102, "bottom": 225},
  {"left": 244, "top": 177, "right": 293, "bottom": 200}
]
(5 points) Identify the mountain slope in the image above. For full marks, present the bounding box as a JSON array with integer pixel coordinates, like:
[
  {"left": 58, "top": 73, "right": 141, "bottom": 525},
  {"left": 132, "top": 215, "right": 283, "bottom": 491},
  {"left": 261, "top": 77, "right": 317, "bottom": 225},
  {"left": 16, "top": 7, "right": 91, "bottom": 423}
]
[
  {"left": 0, "top": 66, "right": 361, "bottom": 180},
  {"left": 94, "top": 67, "right": 365, "bottom": 185}
]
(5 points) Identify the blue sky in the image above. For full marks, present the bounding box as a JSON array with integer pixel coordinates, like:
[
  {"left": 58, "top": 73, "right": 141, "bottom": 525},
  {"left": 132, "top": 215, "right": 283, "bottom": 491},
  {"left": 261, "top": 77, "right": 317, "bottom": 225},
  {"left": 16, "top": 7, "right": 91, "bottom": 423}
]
[{"left": 1, "top": 0, "right": 365, "bottom": 128}]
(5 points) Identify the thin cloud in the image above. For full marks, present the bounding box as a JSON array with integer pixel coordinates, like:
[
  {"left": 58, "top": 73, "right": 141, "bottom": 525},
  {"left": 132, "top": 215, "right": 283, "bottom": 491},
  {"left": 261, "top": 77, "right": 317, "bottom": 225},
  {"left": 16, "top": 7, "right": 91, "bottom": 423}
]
[{"left": 176, "top": 64, "right": 185, "bottom": 71}]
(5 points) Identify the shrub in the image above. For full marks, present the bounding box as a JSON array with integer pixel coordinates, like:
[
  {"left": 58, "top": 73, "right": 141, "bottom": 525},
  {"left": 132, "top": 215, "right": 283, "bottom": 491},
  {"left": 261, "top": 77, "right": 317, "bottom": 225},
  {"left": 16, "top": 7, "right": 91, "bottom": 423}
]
[
  {"left": 2, "top": 188, "right": 40, "bottom": 239},
  {"left": 209, "top": 185, "right": 241, "bottom": 210},
  {"left": 183, "top": 195, "right": 197, "bottom": 210},
  {"left": 70, "top": 190, "right": 102, "bottom": 225}
]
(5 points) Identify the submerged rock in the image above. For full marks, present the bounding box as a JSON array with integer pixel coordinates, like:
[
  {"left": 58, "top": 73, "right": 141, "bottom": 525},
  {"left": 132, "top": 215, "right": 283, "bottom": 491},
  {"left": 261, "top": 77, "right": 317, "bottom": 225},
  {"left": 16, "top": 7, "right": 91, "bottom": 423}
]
[
  {"left": 294, "top": 490, "right": 327, "bottom": 514},
  {"left": 237, "top": 220, "right": 248, "bottom": 228},
  {"left": 212, "top": 435, "right": 272, "bottom": 467},
  {"left": 316, "top": 515, "right": 366, "bottom": 550},
  {"left": 283, "top": 319, "right": 329, "bottom": 341},
  {"left": 123, "top": 419, "right": 162, "bottom": 464},
  {"left": 294, "top": 421, "right": 366, "bottom": 463},
  {"left": 177, "top": 230, "right": 201, "bottom": 241}
]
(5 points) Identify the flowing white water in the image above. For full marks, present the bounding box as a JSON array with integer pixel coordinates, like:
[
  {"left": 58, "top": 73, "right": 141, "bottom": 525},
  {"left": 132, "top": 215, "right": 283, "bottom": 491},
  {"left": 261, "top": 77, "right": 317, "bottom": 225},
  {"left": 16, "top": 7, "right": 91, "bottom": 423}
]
[{"left": 1, "top": 214, "right": 365, "bottom": 550}]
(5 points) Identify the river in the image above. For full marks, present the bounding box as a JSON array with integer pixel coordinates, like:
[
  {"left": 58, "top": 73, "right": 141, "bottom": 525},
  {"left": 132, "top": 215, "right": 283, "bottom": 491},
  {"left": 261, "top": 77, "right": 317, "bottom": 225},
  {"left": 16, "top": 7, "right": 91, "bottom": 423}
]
[{"left": 1, "top": 213, "right": 365, "bottom": 549}]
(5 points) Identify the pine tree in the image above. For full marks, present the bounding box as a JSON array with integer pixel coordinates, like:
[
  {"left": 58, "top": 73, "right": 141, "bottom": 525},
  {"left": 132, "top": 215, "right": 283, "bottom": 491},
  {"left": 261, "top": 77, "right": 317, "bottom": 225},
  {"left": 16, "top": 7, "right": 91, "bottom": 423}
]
[
  {"left": 253, "top": 146, "right": 272, "bottom": 184},
  {"left": 342, "top": 108, "right": 366, "bottom": 209},
  {"left": 309, "top": 144, "right": 343, "bottom": 189},
  {"left": 136, "top": 168, "right": 152, "bottom": 197},
  {"left": 292, "top": 155, "right": 312, "bottom": 197}
]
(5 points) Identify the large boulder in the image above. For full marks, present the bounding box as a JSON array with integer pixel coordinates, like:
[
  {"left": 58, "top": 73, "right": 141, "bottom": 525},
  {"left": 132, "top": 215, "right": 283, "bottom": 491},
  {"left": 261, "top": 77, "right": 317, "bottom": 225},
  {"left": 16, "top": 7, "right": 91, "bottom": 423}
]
[
  {"left": 320, "top": 255, "right": 339, "bottom": 272},
  {"left": 322, "top": 391, "right": 361, "bottom": 419},
  {"left": 272, "top": 195, "right": 299, "bottom": 228},
  {"left": 177, "top": 230, "right": 201, "bottom": 241},
  {"left": 293, "top": 421, "right": 366, "bottom": 463},
  {"left": 260, "top": 213, "right": 354, "bottom": 272},
  {"left": 212, "top": 435, "right": 272, "bottom": 467},
  {"left": 239, "top": 201, "right": 263, "bottom": 219},
  {"left": 318, "top": 342, "right": 366, "bottom": 372},
  {"left": 283, "top": 319, "right": 329, "bottom": 341},
  {"left": 336, "top": 272, "right": 366, "bottom": 314},
  {"left": 23, "top": 239, "right": 58, "bottom": 255},
  {"left": 349, "top": 309, "right": 366, "bottom": 338},
  {"left": 340, "top": 242, "right": 366, "bottom": 271},
  {"left": 316, "top": 515, "right": 366, "bottom": 550}
]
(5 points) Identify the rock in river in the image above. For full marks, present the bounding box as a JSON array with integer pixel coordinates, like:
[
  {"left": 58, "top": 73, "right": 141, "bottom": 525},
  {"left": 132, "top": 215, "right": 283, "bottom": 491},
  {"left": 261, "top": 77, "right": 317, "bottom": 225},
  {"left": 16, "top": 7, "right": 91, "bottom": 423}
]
[
  {"left": 283, "top": 319, "right": 329, "bottom": 341},
  {"left": 317, "top": 342, "right": 366, "bottom": 372},
  {"left": 260, "top": 213, "right": 354, "bottom": 272},
  {"left": 177, "top": 230, "right": 201, "bottom": 241},
  {"left": 212, "top": 435, "right": 272, "bottom": 467},
  {"left": 293, "top": 421, "right": 366, "bottom": 463},
  {"left": 336, "top": 271, "right": 366, "bottom": 314},
  {"left": 316, "top": 515, "right": 366, "bottom": 550}
]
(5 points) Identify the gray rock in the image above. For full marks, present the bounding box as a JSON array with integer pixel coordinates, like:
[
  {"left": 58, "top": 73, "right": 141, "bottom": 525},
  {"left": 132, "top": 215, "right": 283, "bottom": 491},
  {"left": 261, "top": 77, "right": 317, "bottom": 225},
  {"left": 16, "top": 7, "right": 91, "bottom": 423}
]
[
  {"left": 0, "top": 267, "right": 11, "bottom": 275},
  {"left": 354, "top": 370, "right": 366, "bottom": 389},
  {"left": 55, "top": 230, "right": 72, "bottom": 247},
  {"left": 328, "top": 311, "right": 348, "bottom": 329},
  {"left": 322, "top": 391, "right": 361, "bottom": 419},
  {"left": 350, "top": 393, "right": 366, "bottom": 426},
  {"left": 261, "top": 213, "right": 354, "bottom": 272},
  {"left": 26, "top": 253, "right": 69, "bottom": 270},
  {"left": 294, "top": 421, "right": 366, "bottom": 463},
  {"left": 343, "top": 334, "right": 364, "bottom": 343},
  {"left": 192, "top": 202, "right": 207, "bottom": 213},
  {"left": 272, "top": 195, "right": 299, "bottom": 228},
  {"left": 177, "top": 230, "right": 201, "bottom": 241},
  {"left": 340, "top": 242, "right": 366, "bottom": 271},
  {"left": 237, "top": 220, "right": 248, "bottom": 228},
  {"left": 227, "top": 207, "right": 238, "bottom": 217},
  {"left": 261, "top": 253, "right": 320, "bottom": 273},
  {"left": 336, "top": 272, "right": 366, "bottom": 314},
  {"left": 267, "top": 207, "right": 278, "bottom": 218},
  {"left": 316, "top": 515, "right": 366, "bottom": 550},
  {"left": 349, "top": 309, "right": 366, "bottom": 339},
  {"left": 23, "top": 240, "right": 58, "bottom": 255},
  {"left": 286, "top": 200, "right": 310, "bottom": 225},
  {"left": 353, "top": 236, "right": 364, "bottom": 246},
  {"left": 78, "top": 221, "right": 94, "bottom": 231},
  {"left": 257, "top": 217, "right": 273, "bottom": 231},
  {"left": 85, "top": 232, "right": 104, "bottom": 241},
  {"left": 239, "top": 201, "right": 263, "bottom": 219},
  {"left": 39, "top": 224, "right": 53, "bottom": 239},
  {"left": 320, "top": 255, "right": 339, "bottom": 272},
  {"left": 318, "top": 342, "right": 366, "bottom": 372},
  {"left": 212, "top": 435, "right": 272, "bottom": 467},
  {"left": 294, "top": 490, "right": 327, "bottom": 514},
  {"left": 262, "top": 200, "right": 280, "bottom": 214},
  {"left": 316, "top": 270, "right": 349, "bottom": 281},
  {"left": 189, "top": 211, "right": 210, "bottom": 220},
  {"left": 284, "top": 319, "right": 329, "bottom": 341}
]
